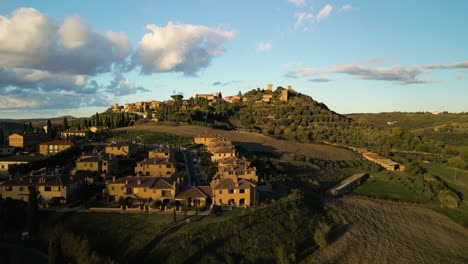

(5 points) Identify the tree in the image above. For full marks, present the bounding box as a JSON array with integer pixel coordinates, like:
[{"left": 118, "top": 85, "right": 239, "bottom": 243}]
[
  {"left": 27, "top": 187, "right": 40, "bottom": 237},
  {"left": 0, "top": 128, "right": 4, "bottom": 145},
  {"left": 173, "top": 207, "right": 177, "bottom": 223},
  {"left": 63, "top": 117, "right": 69, "bottom": 131},
  {"left": 46, "top": 120, "right": 53, "bottom": 138},
  {"left": 29, "top": 122, "right": 34, "bottom": 132},
  {"left": 48, "top": 236, "right": 63, "bottom": 264}
]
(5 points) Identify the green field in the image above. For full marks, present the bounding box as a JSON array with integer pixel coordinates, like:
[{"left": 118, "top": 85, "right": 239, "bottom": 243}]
[{"left": 109, "top": 129, "right": 193, "bottom": 146}]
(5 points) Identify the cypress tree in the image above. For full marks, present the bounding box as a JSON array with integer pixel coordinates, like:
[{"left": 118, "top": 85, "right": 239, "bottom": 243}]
[{"left": 27, "top": 187, "right": 40, "bottom": 237}]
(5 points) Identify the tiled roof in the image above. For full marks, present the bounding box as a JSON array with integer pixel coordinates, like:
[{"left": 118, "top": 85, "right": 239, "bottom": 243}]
[
  {"left": 2, "top": 175, "right": 63, "bottom": 186},
  {"left": 138, "top": 158, "right": 173, "bottom": 165},
  {"left": 364, "top": 153, "right": 386, "bottom": 160},
  {"left": 213, "top": 178, "right": 255, "bottom": 190},
  {"left": 40, "top": 140, "right": 74, "bottom": 146},
  {"left": 175, "top": 186, "right": 212, "bottom": 199},
  {"left": 111, "top": 176, "right": 174, "bottom": 189}
]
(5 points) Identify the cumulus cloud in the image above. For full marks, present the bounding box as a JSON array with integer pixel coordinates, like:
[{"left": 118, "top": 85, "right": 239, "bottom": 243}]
[
  {"left": 309, "top": 78, "right": 332, "bottom": 82},
  {"left": 0, "top": 96, "right": 43, "bottom": 109},
  {"left": 288, "top": 0, "right": 307, "bottom": 7},
  {"left": 257, "top": 42, "right": 272, "bottom": 51},
  {"left": 317, "top": 4, "right": 333, "bottom": 22},
  {"left": 105, "top": 73, "right": 150, "bottom": 96},
  {"left": 134, "top": 22, "right": 236, "bottom": 75},
  {"left": 329, "top": 64, "right": 429, "bottom": 84},
  {"left": 285, "top": 67, "right": 317, "bottom": 78},
  {"left": 0, "top": 8, "right": 131, "bottom": 75}
]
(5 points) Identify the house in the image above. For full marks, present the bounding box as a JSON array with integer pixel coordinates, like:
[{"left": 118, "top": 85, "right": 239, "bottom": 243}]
[
  {"left": 73, "top": 154, "right": 118, "bottom": 176},
  {"left": 39, "top": 140, "right": 74, "bottom": 156},
  {"left": 327, "top": 173, "right": 368, "bottom": 196},
  {"left": 148, "top": 146, "right": 175, "bottom": 161},
  {"left": 0, "top": 160, "right": 28, "bottom": 175},
  {"left": 0, "top": 175, "right": 71, "bottom": 205},
  {"left": 211, "top": 177, "right": 258, "bottom": 207},
  {"left": 60, "top": 130, "right": 86, "bottom": 139},
  {"left": 105, "top": 176, "right": 176, "bottom": 203},
  {"left": 8, "top": 132, "right": 48, "bottom": 148},
  {"left": 105, "top": 143, "right": 136, "bottom": 156},
  {"left": 0, "top": 146, "right": 14, "bottom": 156},
  {"left": 363, "top": 152, "right": 405, "bottom": 171},
  {"left": 217, "top": 157, "right": 258, "bottom": 182},
  {"left": 210, "top": 146, "right": 236, "bottom": 162},
  {"left": 135, "top": 158, "right": 176, "bottom": 177},
  {"left": 194, "top": 134, "right": 221, "bottom": 146},
  {"left": 89, "top": 126, "right": 110, "bottom": 134},
  {"left": 196, "top": 93, "right": 217, "bottom": 101},
  {"left": 223, "top": 95, "right": 241, "bottom": 103},
  {"left": 174, "top": 186, "right": 213, "bottom": 208}
]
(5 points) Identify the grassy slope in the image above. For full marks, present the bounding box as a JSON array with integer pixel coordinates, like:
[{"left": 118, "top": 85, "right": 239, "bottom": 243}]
[
  {"left": 115, "top": 123, "right": 357, "bottom": 161},
  {"left": 311, "top": 197, "right": 468, "bottom": 264}
]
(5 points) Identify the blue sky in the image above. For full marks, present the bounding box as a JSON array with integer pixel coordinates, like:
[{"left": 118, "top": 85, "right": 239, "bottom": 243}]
[{"left": 0, "top": 0, "right": 467, "bottom": 118}]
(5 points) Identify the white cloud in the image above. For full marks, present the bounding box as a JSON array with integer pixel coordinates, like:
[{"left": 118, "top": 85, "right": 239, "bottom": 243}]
[
  {"left": 105, "top": 73, "right": 150, "bottom": 96},
  {"left": 0, "top": 96, "right": 43, "bottom": 109},
  {"left": 329, "top": 64, "right": 429, "bottom": 84},
  {"left": 294, "top": 12, "right": 314, "bottom": 30},
  {"left": 0, "top": 7, "right": 131, "bottom": 75},
  {"left": 425, "top": 61, "right": 468, "bottom": 69},
  {"left": 134, "top": 22, "right": 236, "bottom": 75},
  {"left": 309, "top": 78, "right": 332, "bottom": 82},
  {"left": 285, "top": 67, "right": 317, "bottom": 78},
  {"left": 288, "top": 0, "right": 307, "bottom": 7},
  {"left": 364, "top": 57, "right": 396, "bottom": 65},
  {"left": 317, "top": 4, "right": 333, "bottom": 22},
  {"left": 257, "top": 42, "right": 272, "bottom": 51},
  {"left": 340, "top": 4, "right": 353, "bottom": 12}
]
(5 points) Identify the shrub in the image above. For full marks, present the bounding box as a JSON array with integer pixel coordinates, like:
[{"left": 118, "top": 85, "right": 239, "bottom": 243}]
[
  {"left": 313, "top": 222, "right": 331, "bottom": 249},
  {"left": 438, "top": 190, "right": 461, "bottom": 208}
]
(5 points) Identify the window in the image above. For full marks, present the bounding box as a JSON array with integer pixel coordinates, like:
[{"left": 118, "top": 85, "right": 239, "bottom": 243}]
[
  {"left": 111, "top": 186, "right": 115, "bottom": 190},
  {"left": 19, "top": 187, "right": 24, "bottom": 192},
  {"left": 1, "top": 165, "right": 4, "bottom": 169},
  {"left": 240, "top": 189, "right": 245, "bottom": 194},
  {"left": 5, "top": 186, "right": 13, "bottom": 191},
  {"left": 228, "top": 189, "right": 234, "bottom": 194},
  {"left": 44, "top": 186, "right": 52, "bottom": 192},
  {"left": 144, "top": 188, "right": 147, "bottom": 192},
  {"left": 219, "top": 190, "right": 222, "bottom": 194},
  {"left": 219, "top": 199, "right": 222, "bottom": 204}
]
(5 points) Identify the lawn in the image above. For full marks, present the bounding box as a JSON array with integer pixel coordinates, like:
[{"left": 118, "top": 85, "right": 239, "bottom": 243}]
[
  {"left": 353, "top": 176, "right": 428, "bottom": 203},
  {"left": 41, "top": 211, "right": 175, "bottom": 262}
]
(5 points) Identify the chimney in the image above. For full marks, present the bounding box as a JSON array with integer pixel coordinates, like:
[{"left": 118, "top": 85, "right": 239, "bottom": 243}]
[
  {"left": 288, "top": 85, "right": 292, "bottom": 91},
  {"left": 125, "top": 179, "right": 129, "bottom": 185},
  {"left": 112, "top": 176, "right": 116, "bottom": 182},
  {"left": 234, "top": 176, "right": 239, "bottom": 188},
  {"left": 137, "top": 179, "right": 141, "bottom": 185}
]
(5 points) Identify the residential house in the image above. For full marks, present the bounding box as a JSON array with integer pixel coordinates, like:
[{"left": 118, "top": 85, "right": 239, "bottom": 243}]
[
  {"left": 135, "top": 158, "right": 176, "bottom": 176},
  {"left": 217, "top": 157, "right": 258, "bottom": 182},
  {"left": 105, "top": 176, "right": 176, "bottom": 203},
  {"left": 148, "top": 146, "right": 175, "bottom": 161},
  {"left": 39, "top": 140, "right": 74, "bottom": 156},
  {"left": 223, "top": 95, "right": 241, "bottom": 103},
  {"left": 105, "top": 143, "right": 136, "bottom": 157},
  {"left": 211, "top": 177, "right": 258, "bottom": 207},
  {"left": 73, "top": 154, "right": 118, "bottom": 176},
  {"left": 210, "top": 146, "right": 236, "bottom": 162},
  {"left": 194, "top": 134, "right": 221, "bottom": 146},
  {"left": 8, "top": 132, "right": 48, "bottom": 148},
  {"left": 0, "top": 160, "right": 28, "bottom": 175},
  {"left": 175, "top": 186, "right": 213, "bottom": 208},
  {"left": 0, "top": 175, "right": 72, "bottom": 205}
]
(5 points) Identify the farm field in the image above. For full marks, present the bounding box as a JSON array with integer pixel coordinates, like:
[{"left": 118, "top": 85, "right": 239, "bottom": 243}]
[
  {"left": 310, "top": 197, "right": 468, "bottom": 264},
  {"left": 114, "top": 123, "right": 357, "bottom": 161}
]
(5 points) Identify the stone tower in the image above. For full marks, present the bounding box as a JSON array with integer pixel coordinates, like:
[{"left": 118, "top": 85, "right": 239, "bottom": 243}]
[
  {"left": 267, "top": 84, "right": 273, "bottom": 91},
  {"left": 280, "top": 89, "right": 288, "bottom": 101}
]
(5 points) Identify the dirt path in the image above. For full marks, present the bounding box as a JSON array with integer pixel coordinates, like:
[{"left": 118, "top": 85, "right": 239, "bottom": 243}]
[
  {"left": 116, "top": 123, "right": 356, "bottom": 161},
  {"left": 309, "top": 197, "right": 468, "bottom": 264}
]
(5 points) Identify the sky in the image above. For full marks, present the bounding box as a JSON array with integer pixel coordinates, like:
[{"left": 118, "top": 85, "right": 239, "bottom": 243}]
[{"left": 0, "top": 0, "right": 467, "bottom": 119}]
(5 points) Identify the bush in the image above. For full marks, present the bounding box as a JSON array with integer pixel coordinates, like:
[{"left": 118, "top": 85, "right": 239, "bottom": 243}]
[
  {"left": 313, "top": 222, "right": 331, "bottom": 249},
  {"left": 438, "top": 190, "right": 461, "bottom": 208}
]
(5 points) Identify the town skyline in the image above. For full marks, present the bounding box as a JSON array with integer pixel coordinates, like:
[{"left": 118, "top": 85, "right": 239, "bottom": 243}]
[{"left": 1, "top": 0, "right": 467, "bottom": 119}]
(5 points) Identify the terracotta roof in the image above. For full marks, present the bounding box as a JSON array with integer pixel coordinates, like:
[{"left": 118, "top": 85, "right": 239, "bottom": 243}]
[
  {"left": 175, "top": 186, "right": 212, "bottom": 199},
  {"left": 218, "top": 157, "right": 251, "bottom": 167},
  {"left": 110, "top": 176, "right": 174, "bottom": 189},
  {"left": 364, "top": 153, "right": 386, "bottom": 160},
  {"left": 40, "top": 140, "right": 74, "bottom": 146},
  {"left": 212, "top": 178, "right": 255, "bottom": 190},
  {"left": 210, "top": 147, "right": 235, "bottom": 154},
  {"left": 138, "top": 158, "right": 174, "bottom": 165},
  {"left": 2, "top": 175, "right": 63, "bottom": 186}
]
